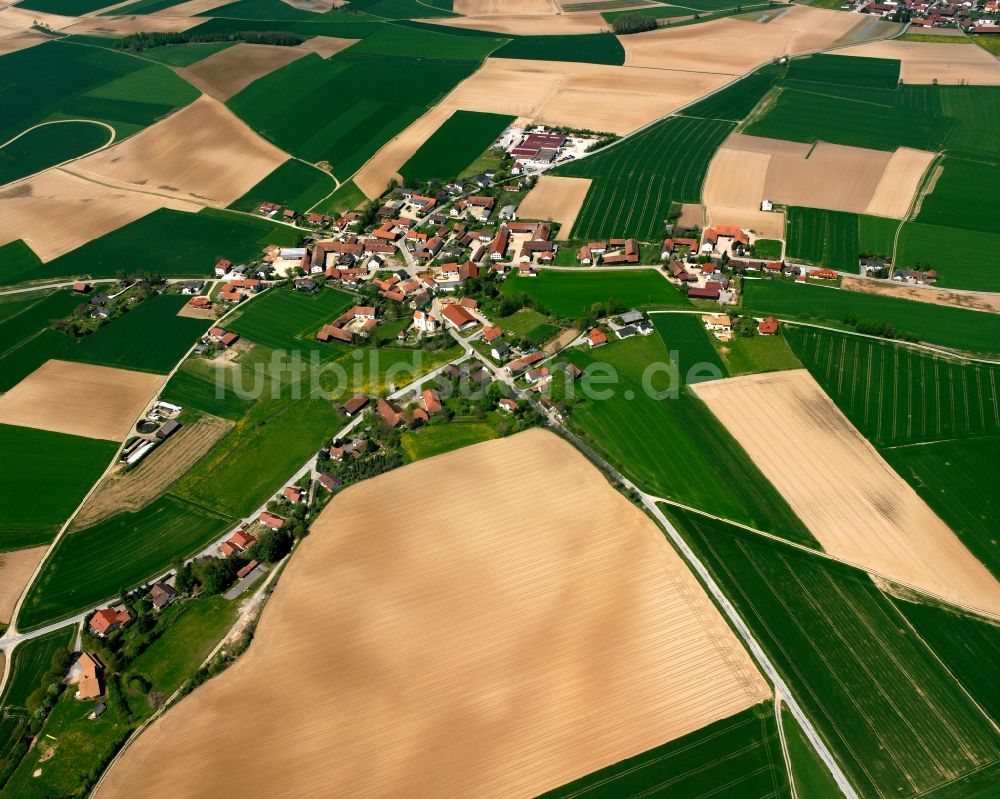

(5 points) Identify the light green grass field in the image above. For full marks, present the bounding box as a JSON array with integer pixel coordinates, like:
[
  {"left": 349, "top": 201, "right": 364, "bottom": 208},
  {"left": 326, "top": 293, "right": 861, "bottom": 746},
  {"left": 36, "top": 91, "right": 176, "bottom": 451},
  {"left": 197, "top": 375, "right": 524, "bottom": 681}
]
[
  {"left": 401, "top": 422, "right": 497, "bottom": 461},
  {"left": 715, "top": 331, "right": 802, "bottom": 375},
  {"left": 228, "top": 158, "right": 337, "bottom": 214}
]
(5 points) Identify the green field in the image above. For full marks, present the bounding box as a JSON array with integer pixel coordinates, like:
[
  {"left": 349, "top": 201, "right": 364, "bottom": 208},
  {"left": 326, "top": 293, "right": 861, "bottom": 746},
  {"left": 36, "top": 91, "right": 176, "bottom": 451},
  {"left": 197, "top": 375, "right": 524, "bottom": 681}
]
[
  {"left": 679, "top": 65, "right": 782, "bottom": 122},
  {"left": 347, "top": 0, "right": 456, "bottom": 17},
  {"left": 650, "top": 313, "right": 727, "bottom": 382},
  {"left": 553, "top": 116, "right": 734, "bottom": 240},
  {"left": 13, "top": 0, "right": 122, "bottom": 15},
  {"left": 916, "top": 157, "right": 999, "bottom": 235},
  {"left": 0, "top": 289, "right": 81, "bottom": 356},
  {"left": 884, "top": 435, "right": 1000, "bottom": 581},
  {"left": 741, "top": 279, "right": 1000, "bottom": 354},
  {"left": 785, "top": 207, "right": 860, "bottom": 270},
  {"left": 785, "top": 53, "right": 900, "bottom": 89},
  {"left": 401, "top": 422, "right": 497, "bottom": 461},
  {"left": 161, "top": 357, "right": 259, "bottom": 421},
  {"left": 0, "top": 242, "right": 42, "bottom": 286},
  {"left": 564, "top": 334, "right": 813, "bottom": 543},
  {"left": 0, "top": 121, "right": 112, "bottom": 185},
  {"left": 785, "top": 326, "right": 1000, "bottom": 446},
  {"left": 400, "top": 110, "right": 512, "bottom": 183},
  {"left": 751, "top": 238, "right": 782, "bottom": 260},
  {"left": 897, "top": 222, "right": 1000, "bottom": 290},
  {"left": 858, "top": 214, "right": 898, "bottom": 258},
  {"left": 314, "top": 178, "right": 368, "bottom": 214},
  {"left": 502, "top": 270, "right": 688, "bottom": 318},
  {"left": 0, "top": 41, "right": 198, "bottom": 145},
  {"left": 207, "top": 0, "right": 326, "bottom": 18},
  {"left": 227, "top": 49, "right": 489, "bottom": 178},
  {"left": 228, "top": 158, "right": 337, "bottom": 213},
  {"left": 102, "top": 0, "right": 216, "bottom": 17},
  {"left": 780, "top": 708, "right": 842, "bottom": 799},
  {"left": 715, "top": 329, "right": 802, "bottom": 375},
  {"left": 540, "top": 702, "right": 791, "bottom": 799},
  {"left": 0, "top": 425, "right": 118, "bottom": 551},
  {"left": 497, "top": 308, "right": 560, "bottom": 346},
  {"left": 0, "top": 629, "right": 74, "bottom": 708},
  {"left": 17, "top": 494, "right": 233, "bottom": 630},
  {"left": 671, "top": 507, "right": 1000, "bottom": 799},
  {"left": 226, "top": 286, "right": 355, "bottom": 357}
]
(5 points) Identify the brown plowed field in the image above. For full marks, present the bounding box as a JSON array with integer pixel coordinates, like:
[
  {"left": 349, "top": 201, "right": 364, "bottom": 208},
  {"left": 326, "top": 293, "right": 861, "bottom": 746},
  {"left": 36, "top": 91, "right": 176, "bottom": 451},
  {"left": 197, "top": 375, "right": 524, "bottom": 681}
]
[
  {"left": 0, "top": 546, "right": 46, "bottom": 623},
  {"left": 834, "top": 39, "right": 1000, "bottom": 85},
  {"left": 71, "top": 414, "right": 233, "bottom": 530},
  {"left": 431, "top": 11, "right": 608, "bottom": 33},
  {"left": 0, "top": 360, "right": 163, "bottom": 442},
  {"left": 70, "top": 96, "right": 287, "bottom": 207},
  {"left": 296, "top": 35, "right": 357, "bottom": 58},
  {"left": 95, "top": 429, "right": 768, "bottom": 799},
  {"left": 840, "top": 275, "right": 1000, "bottom": 314},
  {"left": 455, "top": 0, "right": 557, "bottom": 12},
  {"left": 175, "top": 42, "right": 310, "bottom": 101},
  {"left": 516, "top": 175, "right": 592, "bottom": 239},
  {"left": 692, "top": 370, "right": 1000, "bottom": 617},
  {"left": 63, "top": 14, "right": 203, "bottom": 34}
]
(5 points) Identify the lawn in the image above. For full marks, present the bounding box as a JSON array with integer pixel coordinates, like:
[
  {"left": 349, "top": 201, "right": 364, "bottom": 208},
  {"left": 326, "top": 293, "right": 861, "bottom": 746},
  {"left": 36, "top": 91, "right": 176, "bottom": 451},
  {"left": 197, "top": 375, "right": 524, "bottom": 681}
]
[
  {"left": 785, "top": 206, "right": 859, "bottom": 270},
  {"left": 563, "top": 334, "right": 813, "bottom": 543},
  {"left": 400, "top": 422, "right": 497, "bottom": 461},
  {"left": 750, "top": 238, "right": 783, "bottom": 260},
  {"left": 17, "top": 494, "right": 233, "bottom": 630},
  {"left": 228, "top": 158, "right": 337, "bottom": 214},
  {"left": 679, "top": 64, "right": 783, "bottom": 122},
  {"left": 741, "top": 278, "right": 1000, "bottom": 354},
  {"left": 0, "top": 628, "right": 74, "bottom": 708},
  {"left": 671, "top": 507, "right": 1000, "bottom": 799},
  {"left": 502, "top": 270, "right": 688, "bottom": 318},
  {"left": 227, "top": 50, "right": 488, "bottom": 178},
  {"left": 399, "top": 110, "right": 513, "bottom": 183},
  {"left": 0, "top": 425, "right": 118, "bottom": 551},
  {"left": 780, "top": 707, "right": 842, "bottom": 799},
  {"left": 0, "top": 121, "right": 112, "bottom": 186},
  {"left": 496, "top": 308, "right": 552, "bottom": 337},
  {"left": 650, "top": 312, "right": 727, "bottom": 382},
  {"left": 553, "top": 116, "right": 735, "bottom": 240},
  {"left": 539, "top": 702, "right": 791, "bottom": 799},
  {"left": 715, "top": 330, "right": 802, "bottom": 375}
]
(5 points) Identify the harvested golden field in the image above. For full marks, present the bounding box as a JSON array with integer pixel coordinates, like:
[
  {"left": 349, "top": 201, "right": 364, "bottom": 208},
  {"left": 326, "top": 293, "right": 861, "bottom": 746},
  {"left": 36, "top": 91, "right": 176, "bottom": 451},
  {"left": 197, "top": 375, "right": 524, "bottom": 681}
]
[
  {"left": 454, "top": 0, "right": 557, "bottom": 14},
  {"left": 0, "top": 171, "right": 200, "bottom": 262},
  {"left": 354, "top": 104, "right": 452, "bottom": 199},
  {"left": 0, "top": 360, "right": 163, "bottom": 442},
  {"left": 834, "top": 39, "right": 1000, "bottom": 85},
  {"left": 443, "top": 58, "right": 729, "bottom": 135},
  {"left": 95, "top": 429, "right": 768, "bottom": 799},
  {"left": 705, "top": 204, "right": 786, "bottom": 239},
  {"left": 0, "top": 13, "right": 51, "bottom": 55},
  {"left": 677, "top": 202, "right": 706, "bottom": 228},
  {"left": 432, "top": 11, "right": 608, "bottom": 33},
  {"left": 69, "top": 96, "right": 287, "bottom": 207},
  {"left": 516, "top": 174, "right": 592, "bottom": 239},
  {"left": 703, "top": 134, "right": 933, "bottom": 219},
  {"left": 692, "top": 371, "right": 1000, "bottom": 617},
  {"left": 175, "top": 42, "right": 309, "bottom": 100},
  {"left": 62, "top": 14, "right": 203, "bottom": 34},
  {"left": 621, "top": 6, "right": 865, "bottom": 73},
  {"left": 71, "top": 414, "right": 232, "bottom": 530},
  {"left": 840, "top": 275, "right": 1000, "bottom": 314},
  {"left": 150, "top": 0, "right": 234, "bottom": 13},
  {"left": 0, "top": 6, "right": 76, "bottom": 35},
  {"left": 0, "top": 547, "right": 46, "bottom": 623},
  {"left": 296, "top": 34, "right": 357, "bottom": 58}
]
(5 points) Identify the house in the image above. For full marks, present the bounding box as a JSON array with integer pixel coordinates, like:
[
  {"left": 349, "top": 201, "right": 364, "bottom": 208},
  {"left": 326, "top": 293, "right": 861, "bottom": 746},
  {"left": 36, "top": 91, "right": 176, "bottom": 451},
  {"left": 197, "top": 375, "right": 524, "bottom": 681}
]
[
  {"left": 259, "top": 511, "right": 284, "bottom": 530},
  {"left": 459, "top": 297, "right": 478, "bottom": 311},
  {"left": 187, "top": 296, "right": 212, "bottom": 310},
  {"left": 412, "top": 310, "right": 439, "bottom": 334},
  {"left": 703, "top": 313, "right": 732, "bottom": 331},
  {"left": 318, "top": 473, "right": 342, "bottom": 492},
  {"left": 293, "top": 278, "right": 318, "bottom": 293},
  {"left": 483, "top": 325, "right": 503, "bottom": 344},
  {"left": 491, "top": 341, "right": 511, "bottom": 360},
  {"left": 578, "top": 246, "right": 593, "bottom": 265},
  {"left": 661, "top": 237, "right": 699, "bottom": 259},
  {"left": 219, "top": 331, "right": 239, "bottom": 347},
  {"left": 317, "top": 324, "right": 353, "bottom": 344},
  {"left": 758, "top": 316, "right": 779, "bottom": 336},
  {"left": 89, "top": 607, "right": 131, "bottom": 637},
  {"left": 282, "top": 486, "right": 304, "bottom": 503},
  {"left": 182, "top": 280, "right": 206, "bottom": 295},
  {"left": 75, "top": 653, "right": 105, "bottom": 700},
  {"left": 525, "top": 367, "right": 550, "bottom": 384},
  {"left": 214, "top": 258, "right": 232, "bottom": 277},
  {"left": 506, "top": 350, "right": 545, "bottom": 375},
  {"left": 498, "top": 397, "right": 517, "bottom": 413},
  {"left": 499, "top": 204, "right": 517, "bottom": 221},
  {"left": 602, "top": 239, "right": 640, "bottom": 265},
  {"left": 564, "top": 362, "right": 583, "bottom": 381},
  {"left": 218, "top": 288, "right": 244, "bottom": 304},
  {"left": 687, "top": 281, "right": 722, "bottom": 300},
  {"left": 616, "top": 325, "right": 638, "bottom": 339},
  {"left": 341, "top": 395, "right": 369, "bottom": 416},
  {"left": 489, "top": 225, "right": 510, "bottom": 261},
  {"left": 441, "top": 303, "right": 478, "bottom": 331},
  {"left": 149, "top": 582, "right": 177, "bottom": 610},
  {"left": 619, "top": 310, "right": 644, "bottom": 326},
  {"left": 810, "top": 268, "right": 838, "bottom": 280},
  {"left": 587, "top": 328, "right": 607, "bottom": 348},
  {"left": 73, "top": 281, "right": 91, "bottom": 293},
  {"left": 702, "top": 225, "right": 749, "bottom": 252},
  {"left": 377, "top": 398, "right": 405, "bottom": 427},
  {"left": 421, "top": 388, "right": 443, "bottom": 414}
]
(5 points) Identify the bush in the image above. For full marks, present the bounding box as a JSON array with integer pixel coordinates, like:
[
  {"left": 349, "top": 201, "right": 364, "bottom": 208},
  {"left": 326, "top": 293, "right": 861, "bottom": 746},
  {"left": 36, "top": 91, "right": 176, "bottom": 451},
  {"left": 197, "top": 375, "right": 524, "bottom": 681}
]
[{"left": 613, "top": 13, "right": 657, "bottom": 34}]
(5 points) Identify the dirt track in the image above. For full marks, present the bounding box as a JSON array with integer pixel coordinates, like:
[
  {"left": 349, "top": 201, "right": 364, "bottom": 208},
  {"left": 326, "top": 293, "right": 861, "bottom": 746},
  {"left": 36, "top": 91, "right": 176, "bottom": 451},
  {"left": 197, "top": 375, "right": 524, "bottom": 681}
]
[
  {"left": 0, "top": 360, "right": 163, "bottom": 442},
  {"left": 95, "top": 429, "right": 768, "bottom": 799},
  {"left": 516, "top": 175, "right": 592, "bottom": 240},
  {"left": 840, "top": 276, "right": 1000, "bottom": 315},
  {"left": 693, "top": 370, "right": 1000, "bottom": 617}
]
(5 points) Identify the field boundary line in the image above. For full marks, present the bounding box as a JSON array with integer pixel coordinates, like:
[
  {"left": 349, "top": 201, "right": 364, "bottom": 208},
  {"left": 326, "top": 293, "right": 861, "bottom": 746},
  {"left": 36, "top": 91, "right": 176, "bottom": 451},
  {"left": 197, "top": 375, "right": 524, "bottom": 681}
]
[{"left": 775, "top": 696, "right": 799, "bottom": 799}]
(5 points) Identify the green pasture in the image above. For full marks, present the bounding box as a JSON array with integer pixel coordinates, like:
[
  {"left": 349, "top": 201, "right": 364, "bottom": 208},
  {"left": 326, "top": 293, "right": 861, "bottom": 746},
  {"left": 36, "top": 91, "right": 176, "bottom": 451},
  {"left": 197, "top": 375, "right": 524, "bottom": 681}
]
[
  {"left": 161, "top": 358, "right": 260, "bottom": 421},
  {"left": 897, "top": 222, "right": 1000, "bottom": 291},
  {"left": 229, "top": 158, "right": 337, "bottom": 213},
  {"left": 0, "top": 121, "right": 112, "bottom": 186},
  {"left": 502, "top": 270, "right": 687, "bottom": 318},
  {"left": 0, "top": 242, "right": 42, "bottom": 286},
  {"left": 0, "top": 425, "right": 118, "bottom": 552},
  {"left": 314, "top": 178, "right": 368, "bottom": 214},
  {"left": 714, "top": 328, "right": 801, "bottom": 375},
  {"left": 0, "top": 289, "right": 80, "bottom": 357},
  {"left": 226, "top": 286, "right": 355, "bottom": 356},
  {"left": 17, "top": 494, "right": 233, "bottom": 630},
  {"left": 741, "top": 279, "right": 1000, "bottom": 354},
  {"left": 0, "top": 628, "right": 74, "bottom": 708},
  {"left": 671, "top": 507, "right": 1000, "bottom": 799},
  {"left": 650, "top": 312, "right": 727, "bottom": 382},
  {"left": 541, "top": 702, "right": 790, "bottom": 799},
  {"left": 401, "top": 422, "right": 497, "bottom": 461},
  {"left": 916, "top": 157, "right": 999, "bottom": 234},
  {"left": 554, "top": 116, "right": 734, "bottom": 240},
  {"left": 400, "top": 110, "right": 513, "bottom": 183},
  {"left": 750, "top": 238, "right": 783, "bottom": 260},
  {"left": 497, "top": 308, "right": 552, "bottom": 337},
  {"left": 564, "top": 334, "right": 813, "bottom": 542},
  {"left": 858, "top": 214, "right": 898, "bottom": 258}
]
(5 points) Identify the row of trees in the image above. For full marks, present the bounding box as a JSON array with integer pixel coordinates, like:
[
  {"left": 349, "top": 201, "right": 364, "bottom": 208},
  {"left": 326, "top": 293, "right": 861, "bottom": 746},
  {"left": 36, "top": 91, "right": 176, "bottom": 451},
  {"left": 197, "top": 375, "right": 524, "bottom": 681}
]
[{"left": 114, "top": 29, "right": 303, "bottom": 52}]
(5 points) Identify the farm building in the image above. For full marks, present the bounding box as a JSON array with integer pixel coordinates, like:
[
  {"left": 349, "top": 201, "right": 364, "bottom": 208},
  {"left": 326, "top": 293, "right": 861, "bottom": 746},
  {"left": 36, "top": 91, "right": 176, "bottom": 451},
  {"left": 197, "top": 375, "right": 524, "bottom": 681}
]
[
  {"left": 89, "top": 607, "right": 131, "bottom": 637},
  {"left": 341, "top": 395, "right": 369, "bottom": 417},
  {"left": 74, "top": 653, "right": 105, "bottom": 700},
  {"left": 441, "top": 304, "right": 477, "bottom": 331},
  {"left": 758, "top": 316, "right": 780, "bottom": 335},
  {"left": 587, "top": 328, "right": 607, "bottom": 348}
]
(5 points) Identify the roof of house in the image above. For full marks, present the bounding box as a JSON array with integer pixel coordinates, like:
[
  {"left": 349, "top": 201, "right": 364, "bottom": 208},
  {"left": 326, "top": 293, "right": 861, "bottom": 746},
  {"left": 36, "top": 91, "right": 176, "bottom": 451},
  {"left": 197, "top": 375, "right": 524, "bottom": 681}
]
[
  {"left": 588, "top": 328, "right": 607, "bottom": 345},
  {"left": 377, "top": 398, "right": 405, "bottom": 427},
  {"left": 483, "top": 325, "right": 503, "bottom": 343},
  {"left": 259, "top": 512, "right": 284, "bottom": 529},
  {"left": 342, "top": 394, "right": 369, "bottom": 414},
  {"left": 758, "top": 316, "right": 779, "bottom": 335},
  {"left": 441, "top": 303, "right": 477, "bottom": 328},
  {"left": 421, "top": 388, "right": 443, "bottom": 414},
  {"left": 507, "top": 350, "right": 545, "bottom": 372},
  {"left": 282, "top": 486, "right": 303, "bottom": 502},
  {"left": 89, "top": 607, "right": 130, "bottom": 634}
]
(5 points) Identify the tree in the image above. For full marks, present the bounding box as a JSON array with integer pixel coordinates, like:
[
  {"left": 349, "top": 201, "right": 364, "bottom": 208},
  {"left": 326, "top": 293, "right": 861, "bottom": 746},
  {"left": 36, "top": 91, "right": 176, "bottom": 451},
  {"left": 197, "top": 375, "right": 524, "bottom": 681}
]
[
  {"left": 612, "top": 13, "right": 657, "bottom": 34},
  {"left": 250, "top": 528, "right": 293, "bottom": 564}
]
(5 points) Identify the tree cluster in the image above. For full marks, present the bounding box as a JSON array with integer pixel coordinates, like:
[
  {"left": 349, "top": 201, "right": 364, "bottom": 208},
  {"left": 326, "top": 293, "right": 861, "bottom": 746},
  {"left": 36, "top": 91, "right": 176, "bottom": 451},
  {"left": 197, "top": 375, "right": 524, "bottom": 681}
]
[
  {"left": 114, "top": 29, "right": 303, "bottom": 52},
  {"left": 613, "top": 13, "right": 657, "bottom": 34}
]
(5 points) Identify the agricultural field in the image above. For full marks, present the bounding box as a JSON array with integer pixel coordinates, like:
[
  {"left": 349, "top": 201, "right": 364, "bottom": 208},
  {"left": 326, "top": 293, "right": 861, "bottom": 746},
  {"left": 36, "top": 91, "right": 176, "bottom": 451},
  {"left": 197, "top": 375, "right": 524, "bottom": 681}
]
[
  {"left": 314, "top": 178, "right": 368, "bottom": 215},
  {"left": 649, "top": 313, "right": 727, "bottom": 382},
  {"left": 497, "top": 308, "right": 561, "bottom": 345},
  {"left": 0, "top": 290, "right": 80, "bottom": 355},
  {"left": 17, "top": 494, "right": 233, "bottom": 631},
  {"left": 0, "top": 425, "right": 117, "bottom": 550},
  {"left": 780, "top": 707, "right": 843, "bottom": 799},
  {"left": 714, "top": 329, "right": 802, "bottom": 376},
  {"left": 897, "top": 223, "right": 1000, "bottom": 291},
  {"left": 671, "top": 507, "right": 1000, "bottom": 799},
  {"left": 400, "top": 422, "right": 497, "bottom": 461},
  {"left": 228, "top": 158, "right": 337, "bottom": 213},
  {"left": 0, "top": 121, "right": 112, "bottom": 186},
  {"left": 399, "top": 110, "right": 513, "bottom": 183},
  {"left": 227, "top": 50, "right": 488, "bottom": 178},
  {"left": 502, "top": 270, "right": 687, "bottom": 318},
  {"left": 740, "top": 279, "right": 1000, "bottom": 354},
  {"left": 0, "top": 628, "right": 74, "bottom": 709},
  {"left": 539, "top": 702, "right": 791, "bottom": 799},
  {"left": 784, "top": 206, "right": 860, "bottom": 271},
  {"left": 161, "top": 357, "right": 264, "bottom": 421},
  {"left": 137, "top": 42, "right": 238, "bottom": 67},
  {"left": 347, "top": 0, "right": 457, "bottom": 17},
  {"left": 226, "top": 286, "right": 355, "bottom": 357},
  {"left": 553, "top": 116, "right": 735, "bottom": 240},
  {"left": 914, "top": 157, "right": 999, "bottom": 234},
  {"left": 679, "top": 65, "right": 783, "bottom": 122},
  {"left": 0, "top": 242, "right": 42, "bottom": 286},
  {"left": 493, "top": 33, "right": 625, "bottom": 65},
  {"left": 785, "top": 52, "right": 900, "bottom": 89},
  {"left": 14, "top": 0, "right": 117, "bottom": 12},
  {"left": 562, "top": 333, "right": 813, "bottom": 543},
  {"left": 93, "top": 430, "right": 769, "bottom": 798}
]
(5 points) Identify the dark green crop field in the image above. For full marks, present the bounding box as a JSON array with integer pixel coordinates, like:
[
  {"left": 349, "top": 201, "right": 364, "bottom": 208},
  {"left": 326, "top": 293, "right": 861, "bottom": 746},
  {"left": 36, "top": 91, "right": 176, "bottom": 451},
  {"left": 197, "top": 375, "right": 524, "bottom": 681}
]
[
  {"left": 493, "top": 33, "right": 624, "bottom": 65},
  {"left": 227, "top": 285, "right": 355, "bottom": 355},
  {"left": 741, "top": 279, "right": 1000, "bottom": 354},
  {"left": 650, "top": 312, "right": 727, "bottom": 382},
  {"left": 0, "top": 289, "right": 80, "bottom": 357},
  {"left": 343, "top": 22, "right": 501, "bottom": 59},
  {"left": 400, "top": 110, "right": 513, "bottom": 183},
  {"left": 205, "top": 0, "right": 323, "bottom": 18},
  {"left": 0, "top": 629, "right": 74, "bottom": 708},
  {"left": 346, "top": 0, "right": 456, "bottom": 17},
  {"left": 0, "top": 121, "right": 112, "bottom": 186},
  {"left": 553, "top": 116, "right": 734, "bottom": 240},
  {"left": 161, "top": 358, "right": 260, "bottom": 421},
  {"left": 896, "top": 222, "right": 1000, "bottom": 291},
  {"left": 785, "top": 326, "right": 1000, "bottom": 446},
  {"left": 14, "top": 0, "right": 120, "bottom": 15},
  {"left": 671, "top": 508, "right": 1000, "bottom": 799},
  {"left": 0, "top": 241, "right": 43, "bottom": 286},
  {"left": 785, "top": 53, "right": 900, "bottom": 89},
  {"left": 540, "top": 702, "right": 791, "bottom": 799},
  {"left": 228, "top": 158, "right": 337, "bottom": 213},
  {"left": 679, "top": 65, "right": 782, "bottom": 122},
  {"left": 138, "top": 41, "right": 238, "bottom": 66},
  {"left": 228, "top": 50, "right": 487, "bottom": 178},
  {"left": 785, "top": 207, "right": 860, "bottom": 271},
  {"left": 916, "top": 157, "right": 1000, "bottom": 235},
  {"left": 0, "top": 425, "right": 118, "bottom": 552},
  {"left": 17, "top": 494, "right": 233, "bottom": 631},
  {"left": 502, "top": 270, "right": 687, "bottom": 317}
]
